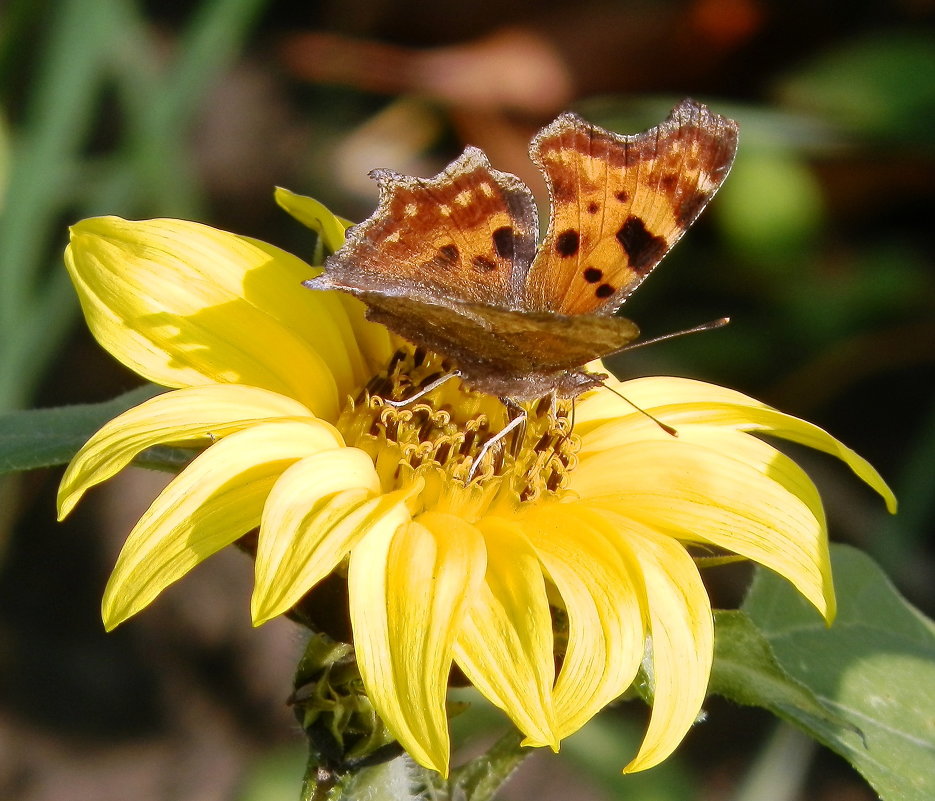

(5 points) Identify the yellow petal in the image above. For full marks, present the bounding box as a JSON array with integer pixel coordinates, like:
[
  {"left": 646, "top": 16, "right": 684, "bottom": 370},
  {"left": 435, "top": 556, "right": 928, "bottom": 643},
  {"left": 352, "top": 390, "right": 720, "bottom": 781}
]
[
  {"left": 611, "top": 516, "right": 713, "bottom": 773},
  {"left": 455, "top": 517, "right": 556, "bottom": 748},
  {"left": 574, "top": 427, "right": 835, "bottom": 620},
  {"left": 274, "top": 187, "right": 353, "bottom": 254},
  {"left": 574, "top": 375, "right": 771, "bottom": 430},
  {"left": 58, "top": 384, "right": 326, "bottom": 519},
  {"left": 252, "top": 448, "right": 413, "bottom": 624},
  {"left": 66, "top": 217, "right": 373, "bottom": 418},
  {"left": 273, "top": 188, "right": 393, "bottom": 371},
  {"left": 102, "top": 420, "right": 341, "bottom": 629},
  {"left": 520, "top": 506, "right": 645, "bottom": 741},
  {"left": 335, "top": 292, "right": 395, "bottom": 376},
  {"left": 348, "top": 512, "right": 486, "bottom": 776},
  {"left": 576, "top": 376, "right": 895, "bottom": 513}
]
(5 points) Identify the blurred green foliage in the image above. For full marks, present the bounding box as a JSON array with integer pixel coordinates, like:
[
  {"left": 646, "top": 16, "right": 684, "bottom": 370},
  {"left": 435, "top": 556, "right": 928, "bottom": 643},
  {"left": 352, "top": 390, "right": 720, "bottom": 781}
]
[
  {"left": 1, "top": 2, "right": 933, "bottom": 800},
  {"left": 0, "top": 0, "right": 266, "bottom": 410},
  {"left": 778, "top": 32, "right": 935, "bottom": 145}
]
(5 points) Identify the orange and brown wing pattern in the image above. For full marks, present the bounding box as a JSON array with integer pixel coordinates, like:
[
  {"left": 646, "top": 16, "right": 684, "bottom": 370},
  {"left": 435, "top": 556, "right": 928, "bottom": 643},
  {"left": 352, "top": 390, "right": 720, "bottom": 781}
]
[
  {"left": 524, "top": 99, "right": 739, "bottom": 315},
  {"left": 313, "top": 147, "right": 539, "bottom": 308}
]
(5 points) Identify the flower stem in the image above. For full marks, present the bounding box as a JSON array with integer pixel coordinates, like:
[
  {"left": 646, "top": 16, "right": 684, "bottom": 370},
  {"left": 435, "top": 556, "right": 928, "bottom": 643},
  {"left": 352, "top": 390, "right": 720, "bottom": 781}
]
[
  {"left": 300, "top": 761, "right": 337, "bottom": 801},
  {"left": 299, "top": 729, "right": 529, "bottom": 801},
  {"left": 447, "top": 728, "right": 529, "bottom": 801}
]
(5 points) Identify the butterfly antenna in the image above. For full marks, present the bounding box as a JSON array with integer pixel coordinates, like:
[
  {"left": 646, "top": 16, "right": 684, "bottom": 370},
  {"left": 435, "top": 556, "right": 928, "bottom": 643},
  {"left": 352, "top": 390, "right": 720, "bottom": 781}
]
[
  {"left": 597, "top": 317, "right": 730, "bottom": 436},
  {"left": 616, "top": 316, "right": 730, "bottom": 354},
  {"left": 599, "top": 381, "right": 678, "bottom": 437}
]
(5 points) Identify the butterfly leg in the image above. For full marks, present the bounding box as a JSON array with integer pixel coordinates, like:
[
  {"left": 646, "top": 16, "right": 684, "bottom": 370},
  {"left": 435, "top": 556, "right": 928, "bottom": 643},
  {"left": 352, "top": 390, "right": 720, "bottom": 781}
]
[
  {"left": 381, "top": 370, "right": 462, "bottom": 408},
  {"left": 503, "top": 396, "right": 529, "bottom": 460},
  {"left": 467, "top": 399, "right": 528, "bottom": 482}
]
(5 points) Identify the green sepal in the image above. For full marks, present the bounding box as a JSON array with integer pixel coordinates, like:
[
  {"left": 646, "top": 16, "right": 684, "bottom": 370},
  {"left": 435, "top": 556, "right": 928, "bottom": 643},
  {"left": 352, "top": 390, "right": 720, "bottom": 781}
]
[{"left": 292, "top": 632, "right": 397, "bottom": 778}]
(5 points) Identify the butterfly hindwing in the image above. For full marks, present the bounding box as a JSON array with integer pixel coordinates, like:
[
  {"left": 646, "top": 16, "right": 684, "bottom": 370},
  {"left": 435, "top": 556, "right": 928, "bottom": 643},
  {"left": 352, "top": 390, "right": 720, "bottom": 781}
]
[
  {"left": 314, "top": 147, "right": 538, "bottom": 308},
  {"left": 524, "top": 99, "right": 739, "bottom": 315},
  {"left": 350, "top": 290, "right": 640, "bottom": 398}
]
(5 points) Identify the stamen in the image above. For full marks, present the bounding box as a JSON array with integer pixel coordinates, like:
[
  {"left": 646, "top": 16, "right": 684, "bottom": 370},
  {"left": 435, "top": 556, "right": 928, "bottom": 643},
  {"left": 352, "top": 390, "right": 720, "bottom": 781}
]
[{"left": 335, "top": 347, "right": 580, "bottom": 514}]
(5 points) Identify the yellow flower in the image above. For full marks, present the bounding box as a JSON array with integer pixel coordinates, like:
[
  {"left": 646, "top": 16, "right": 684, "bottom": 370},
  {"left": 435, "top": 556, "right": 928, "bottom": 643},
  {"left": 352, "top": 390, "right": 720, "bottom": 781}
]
[{"left": 58, "top": 195, "right": 896, "bottom": 777}]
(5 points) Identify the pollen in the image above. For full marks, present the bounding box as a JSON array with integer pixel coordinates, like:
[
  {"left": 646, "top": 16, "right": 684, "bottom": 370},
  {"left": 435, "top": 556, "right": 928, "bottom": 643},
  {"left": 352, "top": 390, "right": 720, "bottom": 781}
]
[{"left": 335, "top": 347, "right": 579, "bottom": 518}]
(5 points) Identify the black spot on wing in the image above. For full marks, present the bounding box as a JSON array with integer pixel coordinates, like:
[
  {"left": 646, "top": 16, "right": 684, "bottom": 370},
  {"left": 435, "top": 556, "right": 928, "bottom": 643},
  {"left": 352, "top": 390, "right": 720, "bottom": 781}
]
[
  {"left": 555, "top": 229, "right": 580, "bottom": 258},
  {"left": 583, "top": 267, "right": 603, "bottom": 283},
  {"left": 428, "top": 244, "right": 460, "bottom": 270},
  {"left": 616, "top": 216, "right": 668, "bottom": 273},
  {"left": 472, "top": 255, "right": 497, "bottom": 272},
  {"left": 439, "top": 244, "right": 459, "bottom": 262},
  {"left": 492, "top": 226, "right": 514, "bottom": 259},
  {"left": 595, "top": 283, "right": 615, "bottom": 298}
]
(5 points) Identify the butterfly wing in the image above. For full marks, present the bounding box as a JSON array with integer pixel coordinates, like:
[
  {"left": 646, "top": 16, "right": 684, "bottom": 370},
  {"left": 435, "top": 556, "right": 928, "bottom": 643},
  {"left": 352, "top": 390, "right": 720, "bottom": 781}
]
[
  {"left": 345, "top": 289, "right": 638, "bottom": 399},
  {"left": 311, "top": 147, "right": 539, "bottom": 308},
  {"left": 524, "top": 99, "right": 739, "bottom": 315}
]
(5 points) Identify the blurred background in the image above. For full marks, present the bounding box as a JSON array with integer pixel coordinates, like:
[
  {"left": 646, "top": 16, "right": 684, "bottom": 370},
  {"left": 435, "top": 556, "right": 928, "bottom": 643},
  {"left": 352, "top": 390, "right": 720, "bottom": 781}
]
[{"left": 1, "top": 0, "right": 933, "bottom": 799}]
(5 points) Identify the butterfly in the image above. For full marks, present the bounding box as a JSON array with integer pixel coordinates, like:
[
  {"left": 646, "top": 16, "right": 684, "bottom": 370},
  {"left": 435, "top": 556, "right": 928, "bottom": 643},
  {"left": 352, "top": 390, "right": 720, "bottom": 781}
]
[{"left": 306, "top": 99, "right": 739, "bottom": 401}]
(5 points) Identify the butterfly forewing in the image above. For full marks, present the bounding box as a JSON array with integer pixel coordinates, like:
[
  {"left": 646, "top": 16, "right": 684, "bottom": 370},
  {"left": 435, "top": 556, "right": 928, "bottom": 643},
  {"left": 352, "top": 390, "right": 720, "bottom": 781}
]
[
  {"left": 524, "top": 99, "right": 739, "bottom": 316},
  {"left": 316, "top": 147, "right": 538, "bottom": 308}
]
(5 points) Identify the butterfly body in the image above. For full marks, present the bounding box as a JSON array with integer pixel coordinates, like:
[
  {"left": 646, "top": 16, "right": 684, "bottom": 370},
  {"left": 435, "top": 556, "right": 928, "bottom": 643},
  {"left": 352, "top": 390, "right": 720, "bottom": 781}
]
[{"left": 307, "top": 99, "right": 739, "bottom": 400}]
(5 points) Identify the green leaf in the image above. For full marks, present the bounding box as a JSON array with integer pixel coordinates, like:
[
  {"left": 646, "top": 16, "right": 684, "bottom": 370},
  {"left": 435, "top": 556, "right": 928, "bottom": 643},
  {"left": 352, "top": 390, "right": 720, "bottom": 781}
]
[
  {"left": 742, "top": 544, "right": 935, "bottom": 801},
  {"left": 0, "top": 384, "right": 163, "bottom": 474},
  {"left": 710, "top": 610, "right": 852, "bottom": 736}
]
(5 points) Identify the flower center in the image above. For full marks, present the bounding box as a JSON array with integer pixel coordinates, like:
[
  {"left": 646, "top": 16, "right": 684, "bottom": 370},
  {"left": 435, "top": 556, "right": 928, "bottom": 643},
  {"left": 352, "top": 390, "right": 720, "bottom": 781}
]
[{"left": 335, "top": 347, "right": 579, "bottom": 518}]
